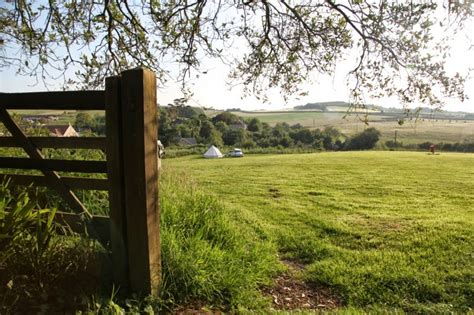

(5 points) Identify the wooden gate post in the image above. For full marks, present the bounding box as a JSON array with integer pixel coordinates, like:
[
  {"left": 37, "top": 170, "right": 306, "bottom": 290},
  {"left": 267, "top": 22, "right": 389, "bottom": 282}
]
[
  {"left": 105, "top": 76, "right": 129, "bottom": 291},
  {"left": 120, "top": 68, "right": 161, "bottom": 295}
]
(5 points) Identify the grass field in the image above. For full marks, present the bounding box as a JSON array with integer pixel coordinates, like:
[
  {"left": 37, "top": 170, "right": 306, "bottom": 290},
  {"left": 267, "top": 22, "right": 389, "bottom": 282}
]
[
  {"left": 232, "top": 111, "right": 474, "bottom": 144},
  {"left": 164, "top": 152, "right": 474, "bottom": 312}
]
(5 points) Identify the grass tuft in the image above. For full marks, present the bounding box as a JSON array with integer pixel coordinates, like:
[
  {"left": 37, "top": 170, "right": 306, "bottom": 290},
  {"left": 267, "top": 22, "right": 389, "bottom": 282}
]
[{"left": 160, "top": 170, "right": 281, "bottom": 310}]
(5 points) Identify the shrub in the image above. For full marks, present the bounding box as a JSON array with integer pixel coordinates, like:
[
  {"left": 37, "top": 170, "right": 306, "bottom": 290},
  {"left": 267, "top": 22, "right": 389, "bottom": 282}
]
[
  {"left": 385, "top": 140, "right": 402, "bottom": 149},
  {"left": 345, "top": 127, "right": 381, "bottom": 150},
  {"left": 418, "top": 141, "right": 433, "bottom": 150}
]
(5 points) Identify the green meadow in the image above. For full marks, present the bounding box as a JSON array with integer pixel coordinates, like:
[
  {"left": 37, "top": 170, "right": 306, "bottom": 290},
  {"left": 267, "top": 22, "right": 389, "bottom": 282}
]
[{"left": 165, "top": 151, "right": 474, "bottom": 312}]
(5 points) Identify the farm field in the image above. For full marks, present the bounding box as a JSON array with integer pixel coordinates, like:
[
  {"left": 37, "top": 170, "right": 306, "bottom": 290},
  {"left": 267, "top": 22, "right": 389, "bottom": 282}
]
[
  {"left": 10, "top": 108, "right": 474, "bottom": 145},
  {"left": 10, "top": 110, "right": 104, "bottom": 125},
  {"left": 232, "top": 110, "right": 474, "bottom": 144},
  {"left": 164, "top": 152, "right": 474, "bottom": 312}
]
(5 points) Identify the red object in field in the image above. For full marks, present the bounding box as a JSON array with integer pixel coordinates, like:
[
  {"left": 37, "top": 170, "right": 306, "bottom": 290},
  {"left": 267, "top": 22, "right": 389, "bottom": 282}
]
[{"left": 429, "top": 144, "right": 436, "bottom": 154}]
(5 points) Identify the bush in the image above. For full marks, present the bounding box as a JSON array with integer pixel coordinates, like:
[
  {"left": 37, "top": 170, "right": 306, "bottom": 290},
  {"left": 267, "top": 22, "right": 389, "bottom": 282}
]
[
  {"left": 345, "top": 127, "right": 381, "bottom": 150},
  {"left": 385, "top": 140, "right": 402, "bottom": 149},
  {"left": 418, "top": 142, "right": 433, "bottom": 150},
  {"left": 164, "top": 145, "right": 207, "bottom": 158}
]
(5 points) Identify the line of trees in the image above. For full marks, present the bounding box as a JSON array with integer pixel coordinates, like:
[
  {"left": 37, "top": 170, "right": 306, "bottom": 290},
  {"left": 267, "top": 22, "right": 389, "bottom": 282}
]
[
  {"left": 155, "top": 107, "right": 381, "bottom": 151},
  {"left": 386, "top": 140, "right": 474, "bottom": 153},
  {"left": 74, "top": 107, "right": 381, "bottom": 151},
  {"left": 72, "top": 109, "right": 474, "bottom": 154}
]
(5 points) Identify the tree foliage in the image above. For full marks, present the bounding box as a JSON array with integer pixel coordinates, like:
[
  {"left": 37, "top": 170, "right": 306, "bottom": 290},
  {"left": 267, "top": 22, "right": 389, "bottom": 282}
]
[
  {"left": 74, "top": 112, "right": 94, "bottom": 131},
  {"left": 344, "top": 127, "right": 380, "bottom": 150},
  {"left": 74, "top": 112, "right": 106, "bottom": 135},
  {"left": 1, "top": 1, "right": 472, "bottom": 108},
  {"left": 247, "top": 118, "right": 262, "bottom": 132},
  {"left": 211, "top": 112, "right": 241, "bottom": 125}
]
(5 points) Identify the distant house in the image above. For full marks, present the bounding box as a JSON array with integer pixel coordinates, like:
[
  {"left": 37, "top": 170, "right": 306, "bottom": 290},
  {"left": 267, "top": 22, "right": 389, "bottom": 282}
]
[
  {"left": 178, "top": 137, "right": 197, "bottom": 146},
  {"left": 23, "top": 115, "right": 57, "bottom": 124},
  {"left": 46, "top": 123, "right": 79, "bottom": 137},
  {"left": 228, "top": 121, "right": 247, "bottom": 130},
  {"left": 173, "top": 118, "right": 189, "bottom": 125}
]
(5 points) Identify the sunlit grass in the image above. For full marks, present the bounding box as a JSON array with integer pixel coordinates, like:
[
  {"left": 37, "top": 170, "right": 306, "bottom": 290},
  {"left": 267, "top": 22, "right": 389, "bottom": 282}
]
[{"left": 165, "top": 151, "right": 474, "bottom": 312}]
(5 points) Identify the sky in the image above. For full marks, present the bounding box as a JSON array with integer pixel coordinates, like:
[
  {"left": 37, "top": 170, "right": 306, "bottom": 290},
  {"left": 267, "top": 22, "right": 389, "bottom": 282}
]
[
  {"left": 157, "top": 18, "right": 474, "bottom": 113},
  {"left": 1, "top": 2, "right": 473, "bottom": 113}
]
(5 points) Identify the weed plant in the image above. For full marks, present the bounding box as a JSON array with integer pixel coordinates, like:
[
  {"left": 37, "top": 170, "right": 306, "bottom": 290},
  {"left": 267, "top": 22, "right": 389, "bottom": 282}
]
[{"left": 0, "top": 181, "right": 101, "bottom": 313}]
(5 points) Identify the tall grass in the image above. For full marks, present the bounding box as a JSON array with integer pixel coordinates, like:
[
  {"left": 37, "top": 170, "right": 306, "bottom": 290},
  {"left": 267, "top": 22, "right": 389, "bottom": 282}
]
[
  {"left": 0, "top": 181, "right": 100, "bottom": 313},
  {"left": 159, "top": 170, "right": 280, "bottom": 310}
]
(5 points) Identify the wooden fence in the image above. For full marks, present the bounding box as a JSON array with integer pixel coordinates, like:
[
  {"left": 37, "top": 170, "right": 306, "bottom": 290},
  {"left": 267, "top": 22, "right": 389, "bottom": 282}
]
[{"left": 0, "top": 68, "right": 160, "bottom": 295}]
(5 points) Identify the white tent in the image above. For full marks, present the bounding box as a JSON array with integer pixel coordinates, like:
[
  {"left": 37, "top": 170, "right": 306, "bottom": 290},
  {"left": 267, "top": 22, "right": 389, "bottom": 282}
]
[{"left": 203, "top": 145, "right": 223, "bottom": 159}]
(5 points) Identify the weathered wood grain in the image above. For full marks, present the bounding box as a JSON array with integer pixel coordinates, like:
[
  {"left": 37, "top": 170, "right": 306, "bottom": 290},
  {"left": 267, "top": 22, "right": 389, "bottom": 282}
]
[
  {"left": 105, "top": 75, "right": 130, "bottom": 291},
  {"left": 121, "top": 68, "right": 161, "bottom": 295},
  {"left": 0, "top": 157, "right": 107, "bottom": 173},
  {"left": 0, "top": 136, "right": 106, "bottom": 150},
  {"left": 0, "top": 174, "right": 108, "bottom": 190},
  {"left": 0, "top": 91, "right": 105, "bottom": 110}
]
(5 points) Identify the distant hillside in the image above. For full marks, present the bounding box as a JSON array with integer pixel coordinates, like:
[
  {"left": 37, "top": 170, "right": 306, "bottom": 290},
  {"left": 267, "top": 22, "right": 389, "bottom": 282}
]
[
  {"left": 293, "top": 102, "right": 473, "bottom": 118},
  {"left": 294, "top": 101, "right": 349, "bottom": 111}
]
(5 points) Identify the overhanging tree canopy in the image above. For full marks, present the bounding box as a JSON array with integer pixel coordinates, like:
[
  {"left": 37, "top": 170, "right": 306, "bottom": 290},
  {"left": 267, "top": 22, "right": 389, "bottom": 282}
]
[{"left": 1, "top": 0, "right": 472, "bottom": 109}]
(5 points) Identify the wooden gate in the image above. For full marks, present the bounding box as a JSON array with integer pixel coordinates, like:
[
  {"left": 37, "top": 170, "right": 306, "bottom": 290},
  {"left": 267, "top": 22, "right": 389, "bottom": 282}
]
[{"left": 0, "top": 68, "right": 160, "bottom": 295}]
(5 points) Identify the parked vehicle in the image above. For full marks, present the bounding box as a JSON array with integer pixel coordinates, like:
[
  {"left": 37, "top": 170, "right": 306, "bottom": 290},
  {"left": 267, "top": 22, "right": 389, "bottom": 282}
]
[
  {"left": 157, "top": 140, "right": 165, "bottom": 158},
  {"left": 227, "top": 148, "right": 244, "bottom": 157}
]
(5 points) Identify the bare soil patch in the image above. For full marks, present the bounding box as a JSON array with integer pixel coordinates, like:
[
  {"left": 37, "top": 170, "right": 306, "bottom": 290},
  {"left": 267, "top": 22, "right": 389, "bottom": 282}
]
[
  {"left": 269, "top": 187, "right": 282, "bottom": 198},
  {"left": 262, "top": 259, "right": 341, "bottom": 311}
]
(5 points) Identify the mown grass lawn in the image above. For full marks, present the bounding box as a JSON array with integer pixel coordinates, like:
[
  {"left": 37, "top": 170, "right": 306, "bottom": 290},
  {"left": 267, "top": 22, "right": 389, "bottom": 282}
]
[{"left": 164, "top": 151, "right": 474, "bottom": 312}]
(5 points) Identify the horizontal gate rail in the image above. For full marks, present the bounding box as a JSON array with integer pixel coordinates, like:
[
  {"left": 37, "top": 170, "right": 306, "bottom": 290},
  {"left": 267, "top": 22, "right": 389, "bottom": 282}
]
[
  {"left": 0, "top": 91, "right": 105, "bottom": 110},
  {"left": 0, "top": 157, "right": 107, "bottom": 173},
  {"left": 54, "top": 211, "right": 110, "bottom": 247},
  {"left": 0, "top": 174, "right": 108, "bottom": 191},
  {"left": 4, "top": 210, "right": 111, "bottom": 248},
  {"left": 0, "top": 136, "right": 106, "bottom": 150}
]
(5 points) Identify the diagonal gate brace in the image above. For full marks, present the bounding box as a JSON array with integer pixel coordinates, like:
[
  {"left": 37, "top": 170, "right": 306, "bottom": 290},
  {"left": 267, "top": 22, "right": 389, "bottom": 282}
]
[{"left": 0, "top": 108, "right": 92, "bottom": 219}]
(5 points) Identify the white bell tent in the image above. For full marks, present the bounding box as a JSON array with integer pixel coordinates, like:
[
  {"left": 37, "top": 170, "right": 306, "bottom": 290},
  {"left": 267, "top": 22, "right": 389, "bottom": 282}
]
[{"left": 203, "top": 145, "right": 223, "bottom": 158}]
